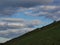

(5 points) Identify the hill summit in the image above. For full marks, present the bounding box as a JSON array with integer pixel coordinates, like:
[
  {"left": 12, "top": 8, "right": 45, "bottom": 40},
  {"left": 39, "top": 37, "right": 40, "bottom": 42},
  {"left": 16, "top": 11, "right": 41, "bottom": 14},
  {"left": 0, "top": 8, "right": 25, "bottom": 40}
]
[{"left": 1, "top": 21, "right": 60, "bottom": 45}]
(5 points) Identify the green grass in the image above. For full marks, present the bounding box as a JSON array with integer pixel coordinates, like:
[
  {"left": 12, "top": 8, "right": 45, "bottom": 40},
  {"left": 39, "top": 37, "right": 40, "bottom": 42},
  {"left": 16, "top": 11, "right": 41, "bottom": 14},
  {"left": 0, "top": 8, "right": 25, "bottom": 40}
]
[{"left": 2, "top": 21, "right": 60, "bottom": 45}]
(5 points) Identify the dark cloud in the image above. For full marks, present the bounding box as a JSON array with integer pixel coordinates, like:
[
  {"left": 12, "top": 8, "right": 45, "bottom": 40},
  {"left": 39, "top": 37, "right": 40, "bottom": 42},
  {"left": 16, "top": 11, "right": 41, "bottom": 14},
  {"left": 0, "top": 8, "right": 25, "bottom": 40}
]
[
  {"left": 53, "top": 0, "right": 60, "bottom": 5},
  {"left": 0, "top": 0, "right": 53, "bottom": 16},
  {"left": 0, "top": 0, "right": 53, "bottom": 7}
]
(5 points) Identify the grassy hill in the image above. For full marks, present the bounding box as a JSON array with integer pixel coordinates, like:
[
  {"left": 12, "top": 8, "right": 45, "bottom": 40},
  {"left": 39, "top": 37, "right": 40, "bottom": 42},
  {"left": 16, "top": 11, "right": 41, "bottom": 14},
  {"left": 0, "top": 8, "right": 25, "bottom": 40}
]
[{"left": 1, "top": 21, "right": 60, "bottom": 45}]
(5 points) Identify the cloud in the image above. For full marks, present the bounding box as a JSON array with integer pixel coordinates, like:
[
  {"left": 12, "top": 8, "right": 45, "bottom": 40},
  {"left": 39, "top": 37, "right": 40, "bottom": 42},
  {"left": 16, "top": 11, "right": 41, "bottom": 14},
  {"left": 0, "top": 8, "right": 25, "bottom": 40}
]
[
  {"left": 40, "top": 5, "right": 60, "bottom": 10},
  {"left": 0, "top": 0, "right": 53, "bottom": 7},
  {"left": 0, "top": 37, "right": 10, "bottom": 43},
  {"left": 24, "top": 5, "right": 60, "bottom": 21},
  {"left": 1, "top": 18, "right": 25, "bottom": 22},
  {"left": 0, "top": 22, "right": 26, "bottom": 30},
  {"left": 0, "top": 28, "right": 35, "bottom": 38},
  {"left": 0, "top": 18, "right": 41, "bottom": 38},
  {"left": 31, "top": 20, "right": 41, "bottom": 26},
  {"left": 0, "top": 0, "right": 53, "bottom": 16},
  {"left": 1, "top": 18, "right": 41, "bottom": 28}
]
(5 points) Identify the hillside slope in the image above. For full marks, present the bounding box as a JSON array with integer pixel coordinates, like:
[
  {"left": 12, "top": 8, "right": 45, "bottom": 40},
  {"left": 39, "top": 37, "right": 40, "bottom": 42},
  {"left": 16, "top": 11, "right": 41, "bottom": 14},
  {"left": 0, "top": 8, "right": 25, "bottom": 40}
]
[{"left": 3, "top": 21, "right": 60, "bottom": 45}]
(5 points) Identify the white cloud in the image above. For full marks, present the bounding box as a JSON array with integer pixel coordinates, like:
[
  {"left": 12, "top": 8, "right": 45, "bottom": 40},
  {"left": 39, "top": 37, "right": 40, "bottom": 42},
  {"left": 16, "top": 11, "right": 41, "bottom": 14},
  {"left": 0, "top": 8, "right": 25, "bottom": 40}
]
[
  {"left": 0, "top": 37, "right": 10, "bottom": 43},
  {"left": 1, "top": 18, "right": 25, "bottom": 22},
  {"left": 8, "top": 23, "right": 26, "bottom": 28},
  {"left": 40, "top": 5, "right": 60, "bottom": 10},
  {"left": 0, "top": 28, "right": 35, "bottom": 35},
  {"left": 0, "top": 22, "right": 6, "bottom": 26},
  {"left": 24, "top": 5, "right": 60, "bottom": 21},
  {"left": 0, "top": 18, "right": 42, "bottom": 39}
]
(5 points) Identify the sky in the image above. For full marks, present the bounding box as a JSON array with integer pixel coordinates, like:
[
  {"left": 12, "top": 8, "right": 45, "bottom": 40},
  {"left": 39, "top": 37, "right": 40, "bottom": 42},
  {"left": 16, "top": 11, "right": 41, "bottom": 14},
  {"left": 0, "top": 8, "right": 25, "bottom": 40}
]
[{"left": 0, "top": 0, "right": 60, "bottom": 43}]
